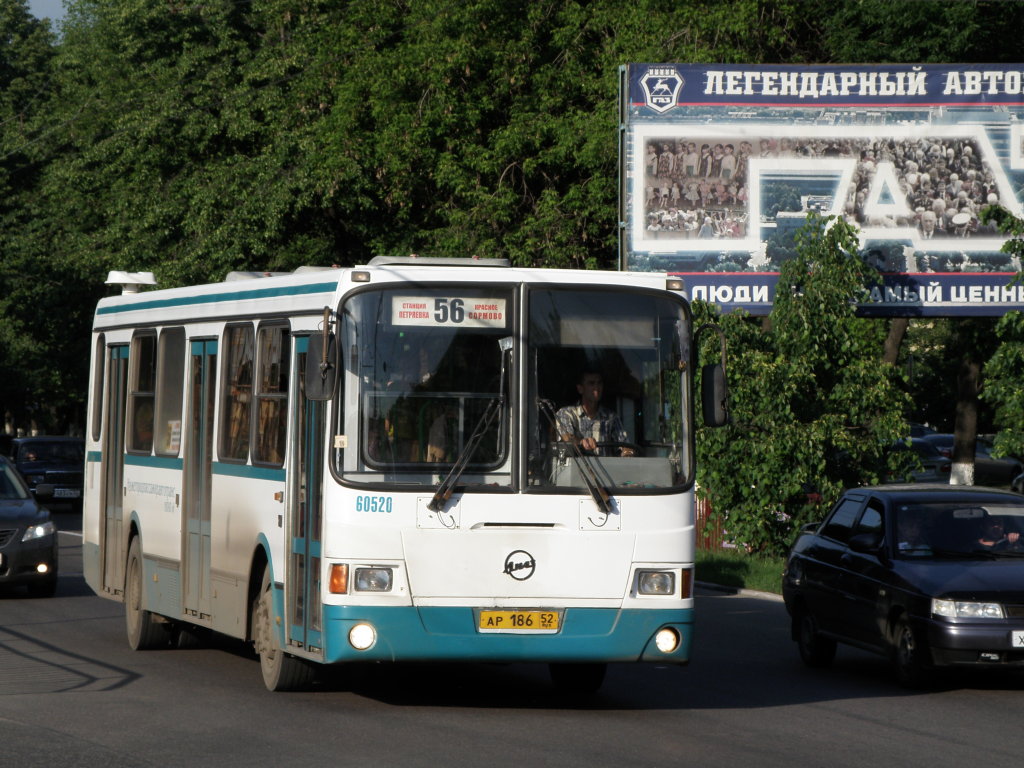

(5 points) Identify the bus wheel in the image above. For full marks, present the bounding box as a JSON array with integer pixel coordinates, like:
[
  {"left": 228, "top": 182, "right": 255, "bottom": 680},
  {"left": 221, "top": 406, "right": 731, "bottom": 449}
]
[
  {"left": 125, "top": 537, "right": 169, "bottom": 650},
  {"left": 171, "top": 624, "right": 205, "bottom": 649},
  {"left": 549, "top": 662, "right": 607, "bottom": 695},
  {"left": 254, "top": 565, "right": 314, "bottom": 692}
]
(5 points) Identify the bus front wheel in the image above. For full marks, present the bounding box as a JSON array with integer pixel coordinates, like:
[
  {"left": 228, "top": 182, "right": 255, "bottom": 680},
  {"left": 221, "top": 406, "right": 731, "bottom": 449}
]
[
  {"left": 254, "top": 565, "right": 314, "bottom": 692},
  {"left": 125, "top": 537, "right": 169, "bottom": 650}
]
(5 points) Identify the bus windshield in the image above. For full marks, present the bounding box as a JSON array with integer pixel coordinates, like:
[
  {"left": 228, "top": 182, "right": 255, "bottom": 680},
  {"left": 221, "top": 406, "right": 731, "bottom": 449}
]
[
  {"left": 527, "top": 287, "right": 692, "bottom": 492},
  {"left": 334, "top": 283, "right": 692, "bottom": 493},
  {"left": 336, "top": 286, "right": 514, "bottom": 487}
]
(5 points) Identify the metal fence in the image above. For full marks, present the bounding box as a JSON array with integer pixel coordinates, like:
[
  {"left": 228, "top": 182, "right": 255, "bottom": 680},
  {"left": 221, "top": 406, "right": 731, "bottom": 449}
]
[{"left": 696, "top": 495, "right": 725, "bottom": 550}]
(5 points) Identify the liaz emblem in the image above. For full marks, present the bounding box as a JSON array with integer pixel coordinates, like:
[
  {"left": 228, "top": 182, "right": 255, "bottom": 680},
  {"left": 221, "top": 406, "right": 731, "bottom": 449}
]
[{"left": 503, "top": 550, "right": 536, "bottom": 581}]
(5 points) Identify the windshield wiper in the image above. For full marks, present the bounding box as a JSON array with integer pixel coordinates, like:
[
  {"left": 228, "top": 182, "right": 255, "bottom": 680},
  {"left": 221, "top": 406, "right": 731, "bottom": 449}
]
[
  {"left": 427, "top": 397, "right": 501, "bottom": 512},
  {"left": 538, "top": 398, "right": 614, "bottom": 517},
  {"left": 426, "top": 336, "right": 512, "bottom": 513}
]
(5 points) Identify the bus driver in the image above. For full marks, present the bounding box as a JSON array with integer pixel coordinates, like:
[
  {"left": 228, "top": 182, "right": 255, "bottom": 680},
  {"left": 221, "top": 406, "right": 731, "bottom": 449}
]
[{"left": 555, "top": 371, "right": 634, "bottom": 457}]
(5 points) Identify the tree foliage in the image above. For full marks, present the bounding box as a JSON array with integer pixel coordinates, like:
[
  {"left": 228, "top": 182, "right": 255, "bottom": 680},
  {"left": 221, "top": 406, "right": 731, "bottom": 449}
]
[
  {"left": 978, "top": 207, "right": 1024, "bottom": 461},
  {"left": 697, "top": 215, "right": 911, "bottom": 556},
  {"left": 2, "top": 0, "right": 1022, "bottom": 437}
]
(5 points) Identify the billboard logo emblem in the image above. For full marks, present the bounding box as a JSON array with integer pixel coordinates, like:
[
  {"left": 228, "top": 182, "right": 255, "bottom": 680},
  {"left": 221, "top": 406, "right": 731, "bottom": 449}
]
[{"left": 640, "top": 67, "right": 684, "bottom": 113}]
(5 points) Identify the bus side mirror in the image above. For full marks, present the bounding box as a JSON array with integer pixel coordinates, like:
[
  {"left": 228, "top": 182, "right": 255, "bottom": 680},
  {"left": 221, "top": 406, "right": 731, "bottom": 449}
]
[
  {"left": 305, "top": 331, "right": 338, "bottom": 401},
  {"left": 702, "top": 363, "right": 729, "bottom": 427}
]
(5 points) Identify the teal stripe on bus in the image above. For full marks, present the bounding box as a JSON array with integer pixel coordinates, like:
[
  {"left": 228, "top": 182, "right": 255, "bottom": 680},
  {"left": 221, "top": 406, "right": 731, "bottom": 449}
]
[
  {"left": 96, "top": 281, "right": 338, "bottom": 315},
  {"left": 87, "top": 451, "right": 102, "bottom": 463},
  {"left": 125, "top": 454, "right": 185, "bottom": 470},
  {"left": 212, "top": 462, "right": 286, "bottom": 482}
]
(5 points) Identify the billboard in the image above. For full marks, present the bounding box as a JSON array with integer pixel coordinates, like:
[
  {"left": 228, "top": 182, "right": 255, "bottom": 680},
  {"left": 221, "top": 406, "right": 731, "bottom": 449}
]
[{"left": 620, "top": 64, "right": 1024, "bottom": 316}]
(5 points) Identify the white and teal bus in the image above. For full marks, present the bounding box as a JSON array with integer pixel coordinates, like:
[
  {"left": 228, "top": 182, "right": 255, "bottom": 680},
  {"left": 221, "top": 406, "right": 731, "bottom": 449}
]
[{"left": 82, "top": 258, "right": 727, "bottom": 692}]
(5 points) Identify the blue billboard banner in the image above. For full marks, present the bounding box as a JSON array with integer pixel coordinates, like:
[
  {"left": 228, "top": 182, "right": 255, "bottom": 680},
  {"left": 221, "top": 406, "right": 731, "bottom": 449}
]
[{"left": 620, "top": 64, "right": 1024, "bottom": 316}]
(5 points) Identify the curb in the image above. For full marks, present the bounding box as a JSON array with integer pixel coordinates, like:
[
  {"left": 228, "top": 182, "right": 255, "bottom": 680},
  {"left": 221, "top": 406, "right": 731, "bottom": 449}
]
[{"left": 696, "top": 580, "right": 784, "bottom": 602}]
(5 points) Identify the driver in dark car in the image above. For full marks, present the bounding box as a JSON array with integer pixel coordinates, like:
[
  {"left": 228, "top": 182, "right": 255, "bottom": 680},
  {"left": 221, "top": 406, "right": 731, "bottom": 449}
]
[
  {"left": 977, "top": 517, "right": 1021, "bottom": 549},
  {"left": 555, "top": 370, "right": 634, "bottom": 457}
]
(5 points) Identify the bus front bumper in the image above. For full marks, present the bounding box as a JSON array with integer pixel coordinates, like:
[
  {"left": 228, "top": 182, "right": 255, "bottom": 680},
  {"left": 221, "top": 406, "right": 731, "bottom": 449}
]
[{"left": 320, "top": 605, "right": 693, "bottom": 665}]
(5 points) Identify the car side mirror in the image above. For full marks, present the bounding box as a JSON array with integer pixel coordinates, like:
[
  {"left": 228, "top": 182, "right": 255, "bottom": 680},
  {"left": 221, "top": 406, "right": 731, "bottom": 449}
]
[
  {"left": 34, "top": 483, "right": 55, "bottom": 501},
  {"left": 848, "top": 531, "right": 884, "bottom": 555}
]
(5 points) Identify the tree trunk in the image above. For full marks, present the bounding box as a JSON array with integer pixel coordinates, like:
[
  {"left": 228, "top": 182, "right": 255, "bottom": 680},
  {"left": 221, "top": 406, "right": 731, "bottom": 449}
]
[
  {"left": 882, "top": 318, "right": 909, "bottom": 365},
  {"left": 950, "top": 357, "right": 980, "bottom": 485}
]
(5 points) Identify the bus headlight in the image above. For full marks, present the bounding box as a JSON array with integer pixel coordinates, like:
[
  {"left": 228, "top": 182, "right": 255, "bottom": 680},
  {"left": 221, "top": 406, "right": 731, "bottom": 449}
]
[
  {"left": 655, "top": 627, "right": 680, "bottom": 653},
  {"left": 355, "top": 567, "right": 393, "bottom": 592},
  {"left": 638, "top": 570, "right": 676, "bottom": 596},
  {"left": 348, "top": 623, "right": 377, "bottom": 650}
]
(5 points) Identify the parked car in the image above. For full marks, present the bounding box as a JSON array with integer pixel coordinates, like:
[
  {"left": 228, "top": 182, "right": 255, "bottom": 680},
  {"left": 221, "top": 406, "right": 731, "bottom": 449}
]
[
  {"left": 909, "top": 423, "right": 937, "bottom": 438},
  {"left": 885, "top": 438, "right": 951, "bottom": 483},
  {"left": 783, "top": 484, "right": 1024, "bottom": 686},
  {"left": 919, "top": 433, "right": 1023, "bottom": 487},
  {"left": 10, "top": 436, "right": 85, "bottom": 510},
  {"left": 0, "top": 455, "right": 59, "bottom": 597}
]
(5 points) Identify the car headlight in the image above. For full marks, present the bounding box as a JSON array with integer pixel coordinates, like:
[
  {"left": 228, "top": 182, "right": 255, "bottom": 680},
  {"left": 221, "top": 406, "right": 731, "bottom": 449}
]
[
  {"left": 932, "top": 598, "right": 1005, "bottom": 619},
  {"left": 22, "top": 521, "right": 56, "bottom": 542},
  {"left": 354, "top": 567, "right": 393, "bottom": 592},
  {"left": 26, "top": 474, "right": 45, "bottom": 485},
  {"left": 638, "top": 570, "right": 677, "bottom": 596}
]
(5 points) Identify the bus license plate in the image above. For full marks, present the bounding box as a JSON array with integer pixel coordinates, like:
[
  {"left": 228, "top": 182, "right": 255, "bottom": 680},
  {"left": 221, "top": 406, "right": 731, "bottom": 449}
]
[{"left": 478, "top": 610, "right": 560, "bottom": 634}]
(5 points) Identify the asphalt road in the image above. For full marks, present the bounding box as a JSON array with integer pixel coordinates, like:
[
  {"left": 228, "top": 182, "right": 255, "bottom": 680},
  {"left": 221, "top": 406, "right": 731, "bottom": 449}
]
[{"left": 3, "top": 515, "right": 1024, "bottom": 768}]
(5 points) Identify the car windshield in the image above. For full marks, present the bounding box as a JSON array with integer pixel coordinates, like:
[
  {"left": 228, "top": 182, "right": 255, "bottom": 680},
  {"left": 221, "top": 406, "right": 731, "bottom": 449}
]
[
  {"left": 17, "top": 441, "right": 84, "bottom": 463},
  {"left": 895, "top": 502, "right": 1024, "bottom": 558},
  {"left": 0, "top": 462, "right": 31, "bottom": 500}
]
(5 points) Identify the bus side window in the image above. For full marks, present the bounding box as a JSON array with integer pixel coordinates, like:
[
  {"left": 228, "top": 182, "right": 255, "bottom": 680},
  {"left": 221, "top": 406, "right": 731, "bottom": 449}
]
[
  {"left": 155, "top": 327, "right": 185, "bottom": 456},
  {"left": 127, "top": 331, "right": 156, "bottom": 453},
  {"left": 221, "top": 324, "right": 254, "bottom": 461},
  {"left": 253, "top": 324, "right": 290, "bottom": 466}
]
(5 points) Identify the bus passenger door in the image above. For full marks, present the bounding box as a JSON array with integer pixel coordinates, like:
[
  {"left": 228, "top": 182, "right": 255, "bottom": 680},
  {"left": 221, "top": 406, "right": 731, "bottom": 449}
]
[
  {"left": 288, "top": 339, "right": 324, "bottom": 653},
  {"left": 102, "top": 345, "right": 129, "bottom": 595},
  {"left": 183, "top": 340, "right": 216, "bottom": 620}
]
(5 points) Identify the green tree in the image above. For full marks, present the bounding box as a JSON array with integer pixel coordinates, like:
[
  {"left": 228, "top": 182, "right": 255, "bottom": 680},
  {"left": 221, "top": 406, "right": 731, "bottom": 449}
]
[
  {"left": 697, "top": 214, "right": 911, "bottom": 556},
  {"left": 0, "top": 0, "right": 62, "bottom": 430},
  {"left": 978, "top": 207, "right": 1024, "bottom": 462}
]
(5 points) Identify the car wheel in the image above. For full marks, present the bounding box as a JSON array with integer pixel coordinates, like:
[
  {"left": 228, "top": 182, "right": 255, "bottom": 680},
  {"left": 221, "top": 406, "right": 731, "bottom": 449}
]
[
  {"left": 549, "top": 662, "right": 607, "bottom": 695},
  {"left": 892, "top": 618, "right": 930, "bottom": 687},
  {"left": 796, "top": 609, "right": 836, "bottom": 668},
  {"left": 253, "top": 565, "right": 314, "bottom": 692},
  {"left": 125, "top": 537, "right": 170, "bottom": 650}
]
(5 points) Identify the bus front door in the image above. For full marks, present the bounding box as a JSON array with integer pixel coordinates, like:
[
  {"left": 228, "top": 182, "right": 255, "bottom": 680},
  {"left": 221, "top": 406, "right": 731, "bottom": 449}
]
[
  {"left": 288, "top": 340, "right": 324, "bottom": 654},
  {"left": 101, "top": 344, "right": 129, "bottom": 596},
  {"left": 183, "top": 340, "right": 216, "bottom": 620}
]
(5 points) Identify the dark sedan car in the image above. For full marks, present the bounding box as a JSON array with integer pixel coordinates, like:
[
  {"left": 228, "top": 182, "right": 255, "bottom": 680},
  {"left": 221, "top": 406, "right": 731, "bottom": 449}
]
[
  {"left": 783, "top": 485, "right": 1024, "bottom": 686},
  {"left": 10, "top": 436, "right": 85, "bottom": 510},
  {"left": 919, "top": 433, "right": 1022, "bottom": 487},
  {"left": 885, "top": 438, "right": 951, "bottom": 483},
  {"left": 0, "top": 455, "right": 59, "bottom": 597}
]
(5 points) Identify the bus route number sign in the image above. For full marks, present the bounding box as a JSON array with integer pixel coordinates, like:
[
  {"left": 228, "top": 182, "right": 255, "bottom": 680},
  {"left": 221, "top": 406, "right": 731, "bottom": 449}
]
[
  {"left": 477, "top": 609, "right": 560, "bottom": 634},
  {"left": 392, "top": 296, "right": 507, "bottom": 329}
]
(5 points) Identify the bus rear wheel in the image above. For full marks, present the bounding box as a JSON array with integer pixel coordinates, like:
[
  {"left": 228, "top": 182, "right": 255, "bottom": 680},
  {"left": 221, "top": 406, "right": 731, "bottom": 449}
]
[
  {"left": 254, "top": 565, "right": 314, "bottom": 692},
  {"left": 125, "top": 537, "right": 169, "bottom": 650}
]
